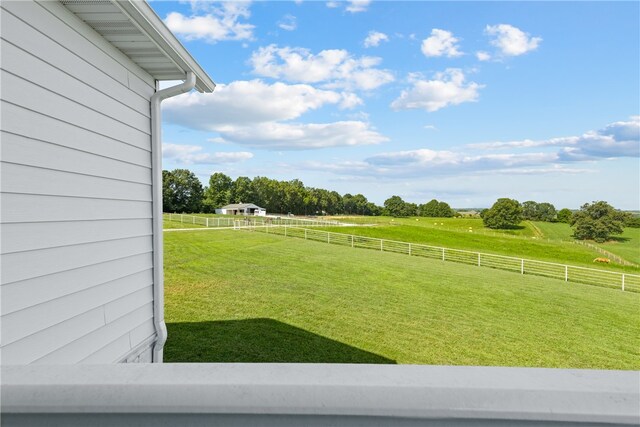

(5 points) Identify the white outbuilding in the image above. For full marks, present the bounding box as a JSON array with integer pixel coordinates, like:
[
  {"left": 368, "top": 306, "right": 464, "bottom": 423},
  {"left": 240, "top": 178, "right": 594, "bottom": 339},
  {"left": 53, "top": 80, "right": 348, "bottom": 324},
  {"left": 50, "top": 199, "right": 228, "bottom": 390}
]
[
  {"left": 216, "top": 203, "right": 267, "bottom": 216},
  {"left": 0, "top": 0, "right": 214, "bottom": 364}
]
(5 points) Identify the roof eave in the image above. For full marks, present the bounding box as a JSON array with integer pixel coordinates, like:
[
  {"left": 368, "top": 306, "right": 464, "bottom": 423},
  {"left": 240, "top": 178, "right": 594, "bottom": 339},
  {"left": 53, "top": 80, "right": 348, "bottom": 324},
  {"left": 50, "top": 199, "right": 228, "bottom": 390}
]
[{"left": 112, "top": 0, "right": 216, "bottom": 93}]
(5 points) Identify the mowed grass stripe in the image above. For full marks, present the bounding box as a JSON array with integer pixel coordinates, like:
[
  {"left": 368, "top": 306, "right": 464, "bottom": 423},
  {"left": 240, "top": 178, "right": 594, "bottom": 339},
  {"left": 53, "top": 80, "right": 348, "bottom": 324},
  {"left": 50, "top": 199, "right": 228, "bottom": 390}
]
[{"left": 164, "top": 230, "right": 640, "bottom": 369}]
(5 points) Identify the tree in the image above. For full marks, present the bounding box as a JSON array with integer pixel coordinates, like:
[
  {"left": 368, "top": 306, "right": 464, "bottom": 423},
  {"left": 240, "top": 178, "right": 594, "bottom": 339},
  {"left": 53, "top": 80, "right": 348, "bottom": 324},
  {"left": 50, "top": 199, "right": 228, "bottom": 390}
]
[
  {"left": 536, "top": 202, "right": 557, "bottom": 222},
  {"left": 419, "top": 199, "right": 440, "bottom": 217},
  {"left": 419, "top": 199, "right": 454, "bottom": 217},
  {"left": 570, "top": 201, "right": 631, "bottom": 242},
  {"left": 384, "top": 195, "right": 413, "bottom": 217},
  {"left": 230, "top": 176, "right": 254, "bottom": 204},
  {"left": 203, "top": 172, "right": 232, "bottom": 212},
  {"left": 436, "top": 201, "right": 455, "bottom": 217},
  {"left": 522, "top": 201, "right": 539, "bottom": 220},
  {"left": 557, "top": 208, "right": 573, "bottom": 223},
  {"left": 482, "top": 198, "right": 523, "bottom": 229},
  {"left": 163, "top": 169, "right": 203, "bottom": 213}
]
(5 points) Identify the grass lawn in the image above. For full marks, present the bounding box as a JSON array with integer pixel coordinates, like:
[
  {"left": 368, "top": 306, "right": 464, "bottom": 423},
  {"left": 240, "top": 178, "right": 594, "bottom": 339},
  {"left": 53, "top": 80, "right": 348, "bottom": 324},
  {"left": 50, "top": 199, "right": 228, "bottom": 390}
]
[
  {"left": 163, "top": 229, "right": 640, "bottom": 369},
  {"left": 322, "top": 222, "right": 639, "bottom": 273}
]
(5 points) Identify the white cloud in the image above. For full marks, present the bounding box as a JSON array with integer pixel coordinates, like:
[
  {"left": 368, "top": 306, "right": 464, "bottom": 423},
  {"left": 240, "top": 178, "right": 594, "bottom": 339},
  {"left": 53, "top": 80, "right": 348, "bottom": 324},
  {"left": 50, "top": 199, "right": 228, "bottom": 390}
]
[
  {"left": 278, "top": 14, "right": 297, "bottom": 31},
  {"left": 163, "top": 143, "right": 253, "bottom": 165},
  {"left": 293, "top": 149, "right": 571, "bottom": 178},
  {"left": 346, "top": 0, "right": 371, "bottom": 13},
  {"left": 391, "top": 69, "right": 483, "bottom": 112},
  {"left": 164, "top": 79, "right": 350, "bottom": 129},
  {"left": 485, "top": 24, "right": 541, "bottom": 57},
  {"left": 469, "top": 116, "right": 640, "bottom": 160},
  {"left": 476, "top": 51, "right": 491, "bottom": 61},
  {"left": 164, "top": 2, "right": 254, "bottom": 43},
  {"left": 211, "top": 121, "right": 388, "bottom": 150},
  {"left": 163, "top": 80, "right": 382, "bottom": 150},
  {"left": 250, "top": 44, "right": 394, "bottom": 91},
  {"left": 325, "top": 1, "right": 370, "bottom": 13},
  {"left": 421, "top": 29, "right": 463, "bottom": 58},
  {"left": 364, "top": 31, "right": 389, "bottom": 48}
]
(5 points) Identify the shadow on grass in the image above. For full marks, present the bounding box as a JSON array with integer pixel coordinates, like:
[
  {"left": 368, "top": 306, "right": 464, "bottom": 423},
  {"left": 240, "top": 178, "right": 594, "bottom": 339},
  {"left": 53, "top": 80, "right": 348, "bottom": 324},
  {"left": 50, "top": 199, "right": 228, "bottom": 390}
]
[{"left": 165, "top": 318, "right": 396, "bottom": 364}]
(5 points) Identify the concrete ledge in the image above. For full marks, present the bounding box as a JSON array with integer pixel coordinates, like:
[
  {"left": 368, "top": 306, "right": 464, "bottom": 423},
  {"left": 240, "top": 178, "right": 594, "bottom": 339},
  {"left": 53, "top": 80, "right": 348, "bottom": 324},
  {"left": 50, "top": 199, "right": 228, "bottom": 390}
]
[{"left": 1, "top": 364, "right": 638, "bottom": 426}]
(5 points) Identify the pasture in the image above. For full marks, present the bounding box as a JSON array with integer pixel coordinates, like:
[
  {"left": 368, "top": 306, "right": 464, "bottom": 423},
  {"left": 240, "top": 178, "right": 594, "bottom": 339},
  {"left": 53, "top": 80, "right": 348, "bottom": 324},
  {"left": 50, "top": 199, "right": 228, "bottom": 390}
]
[
  {"left": 321, "top": 217, "right": 639, "bottom": 272},
  {"left": 163, "top": 229, "right": 640, "bottom": 369}
]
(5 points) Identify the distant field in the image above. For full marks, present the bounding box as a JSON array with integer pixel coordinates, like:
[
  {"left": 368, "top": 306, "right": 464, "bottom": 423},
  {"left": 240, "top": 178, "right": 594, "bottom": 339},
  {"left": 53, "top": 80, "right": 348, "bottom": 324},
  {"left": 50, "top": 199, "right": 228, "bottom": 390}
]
[
  {"left": 322, "top": 220, "right": 639, "bottom": 273},
  {"left": 163, "top": 230, "right": 640, "bottom": 369}
]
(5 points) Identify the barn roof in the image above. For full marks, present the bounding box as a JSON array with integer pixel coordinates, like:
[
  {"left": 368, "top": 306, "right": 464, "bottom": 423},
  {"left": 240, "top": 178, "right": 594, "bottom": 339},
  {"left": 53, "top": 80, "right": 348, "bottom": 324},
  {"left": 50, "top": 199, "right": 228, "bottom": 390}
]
[
  {"left": 221, "top": 204, "right": 264, "bottom": 210},
  {"left": 59, "top": 0, "right": 215, "bottom": 93}
]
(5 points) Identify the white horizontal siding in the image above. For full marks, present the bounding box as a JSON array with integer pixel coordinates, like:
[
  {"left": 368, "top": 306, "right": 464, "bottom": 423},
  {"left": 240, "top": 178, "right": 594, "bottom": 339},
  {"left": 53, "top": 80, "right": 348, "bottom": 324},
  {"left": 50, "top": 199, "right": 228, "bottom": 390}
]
[
  {"left": 1, "top": 103, "right": 152, "bottom": 167},
  {"left": 1, "top": 303, "right": 154, "bottom": 365},
  {"left": 1, "top": 70, "right": 150, "bottom": 148},
  {"left": 1, "top": 163, "right": 152, "bottom": 201},
  {"left": 0, "top": 10, "right": 150, "bottom": 115},
  {"left": 1, "top": 193, "right": 152, "bottom": 223},
  {"left": 1, "top": 236, "right": 152, "bottom": 286},
  {"left": 35, "top": 304, "right": 154, "bottom": 365},
  {"left": 1, "top": 132, "right": 151, "bottom": 184},
  {"left": 1, "top": 219, "right": 152, "bottom": 255},
  {"left": 1, "top": 253, "right": 153, "bottom": 316},
  {"left": 1, "top": 271, "right": 153, "bottom": 346},
  {"left": 0, "top": 1, "right": 155, "bottom": 97},
  {"left": 0, "top": 0, "right": 158, "bottom": 364}
]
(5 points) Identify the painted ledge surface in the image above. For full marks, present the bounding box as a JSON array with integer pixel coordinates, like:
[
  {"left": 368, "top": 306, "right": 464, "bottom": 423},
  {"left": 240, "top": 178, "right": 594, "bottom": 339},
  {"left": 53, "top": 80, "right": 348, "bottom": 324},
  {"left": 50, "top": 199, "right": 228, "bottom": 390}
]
[{"left": 1, "top": 364, "right": 639, "bottom": 425}]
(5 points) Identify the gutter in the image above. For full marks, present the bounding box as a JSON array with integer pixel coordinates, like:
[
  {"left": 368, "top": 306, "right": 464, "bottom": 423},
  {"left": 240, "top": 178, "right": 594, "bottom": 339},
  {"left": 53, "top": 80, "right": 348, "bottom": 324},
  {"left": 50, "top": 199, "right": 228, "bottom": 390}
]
[{"left": 150, "top": 72, "right": 196, "bottom": 363}]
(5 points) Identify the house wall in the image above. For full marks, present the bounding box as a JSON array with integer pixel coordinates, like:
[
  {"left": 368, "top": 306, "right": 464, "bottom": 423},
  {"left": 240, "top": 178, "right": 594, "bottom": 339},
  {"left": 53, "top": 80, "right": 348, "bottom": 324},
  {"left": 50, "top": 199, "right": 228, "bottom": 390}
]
[{"left": 1, "top": 1, "right": 157, "bottom": 364}]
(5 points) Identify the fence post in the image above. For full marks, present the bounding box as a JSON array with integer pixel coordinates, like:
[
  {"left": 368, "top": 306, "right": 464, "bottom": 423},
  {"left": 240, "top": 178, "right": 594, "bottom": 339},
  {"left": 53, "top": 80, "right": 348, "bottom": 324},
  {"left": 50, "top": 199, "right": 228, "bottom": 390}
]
[
  {"left": 622, "top": 274, "right": 625, "bottom": 292},
  {"left": 380, "top": 240, "right": 383, "bottom": 252},
  {"left": 351, "top": 235, "right": 354, "bottom": 248},
  {"left": 181, "top": 214, "right": 183, "bottom": 223},
  {"left": 192, "top": 216, "right": 195, "bottom": 224},
  {"left": 521, "top": 259, "right": 524, "bottom": 274},
  {"left": 478, "top": 253, "right": 481, "bottom": 267},
  {"left": 206, "top": 218, "right": 209, "bottom": 227},
  {"left": 409, "top": 243, "right": 412, "bottom": 256},
  {"left": 565, "top": 265, "right": 568, "bottom": 282},
  {"left": 442, "top": 248, "right": 445, "bottom": 261}
]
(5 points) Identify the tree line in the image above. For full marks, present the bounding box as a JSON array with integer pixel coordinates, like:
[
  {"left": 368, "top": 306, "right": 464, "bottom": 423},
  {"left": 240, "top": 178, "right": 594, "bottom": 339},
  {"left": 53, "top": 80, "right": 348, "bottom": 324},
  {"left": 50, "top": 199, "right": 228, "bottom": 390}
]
[
  {"left": 163, "top": 169, "right": 456, "bottom": 218},
  {"left": 481, "top": 198, "right": 635, "bottom": 242},
  {"left": 163, "top": 169, "right": 636, "bottom": 242}
]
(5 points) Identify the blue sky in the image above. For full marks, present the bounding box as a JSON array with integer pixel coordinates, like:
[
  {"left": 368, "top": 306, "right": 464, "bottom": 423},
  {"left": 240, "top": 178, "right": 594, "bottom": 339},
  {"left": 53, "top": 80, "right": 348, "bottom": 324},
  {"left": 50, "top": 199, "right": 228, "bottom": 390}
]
[{"left": 151, "top": 1, "right": 640, "bottom": 209}]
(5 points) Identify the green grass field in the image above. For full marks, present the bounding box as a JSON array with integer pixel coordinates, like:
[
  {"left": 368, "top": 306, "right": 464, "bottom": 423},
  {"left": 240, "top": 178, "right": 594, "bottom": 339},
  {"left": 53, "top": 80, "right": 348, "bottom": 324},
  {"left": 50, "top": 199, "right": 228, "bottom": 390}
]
[
  {"left": 321, "top": 218, "right": 639, "bottom": 272},
  {"left": 163, "top": 229, "right": 640, "bottom": 369}
]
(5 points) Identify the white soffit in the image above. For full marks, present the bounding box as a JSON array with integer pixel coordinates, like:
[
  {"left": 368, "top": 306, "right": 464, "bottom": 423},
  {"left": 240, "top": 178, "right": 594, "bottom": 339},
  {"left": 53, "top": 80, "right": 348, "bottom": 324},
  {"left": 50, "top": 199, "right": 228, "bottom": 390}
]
[{"left": 59, "top": 0, "right": 215, "bottom": 93}]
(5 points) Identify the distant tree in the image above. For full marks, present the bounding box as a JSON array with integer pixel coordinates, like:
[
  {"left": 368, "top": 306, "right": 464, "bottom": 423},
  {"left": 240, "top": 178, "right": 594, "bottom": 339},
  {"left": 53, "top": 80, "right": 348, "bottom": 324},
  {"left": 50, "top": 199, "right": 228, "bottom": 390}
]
[
  {"left": 162, "top": 170, "right": 177, "bottom": 213},
  {"left": 203, "top": 172, "right": 232, "bottom": 212},
  {"left": 436, "top": 201, "right": 455, "bottom": 217},
  {"left": 384, "top": 195, "right": 413, "bottom": 217},
  {"left": 418, "top": 199, "right": 454, "bottom": 217},
  {"left": 163, "top": 169, "right": 203, "bottom": 213},
  {"left": 419, "top": 199, "right": 440, "bottom": 217},
  {"left": 570, "top": 201, "right": 631, "bottom": 242},
  {"left": 522, "top": 201, "right": 539, "bottom": 220},
  {"left": 625, "top": 216, "right": 640, "bottom": 228},
  {"left": 230, "top": 176, "right": 254, "bottom": 204},
  {"left": 536, "top": 202, "right": 557, "bottom": 222},
  {"left": 482, "top": 198, "right": 523, "bottom": 229},
  {"left": 557, "top": 208, "right": 573, "bottom": 223}
]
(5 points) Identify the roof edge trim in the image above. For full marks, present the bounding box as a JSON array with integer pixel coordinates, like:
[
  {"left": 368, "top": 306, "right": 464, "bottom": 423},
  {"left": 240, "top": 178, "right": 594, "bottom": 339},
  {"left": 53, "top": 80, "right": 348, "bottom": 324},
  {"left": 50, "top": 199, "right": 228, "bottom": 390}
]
[{"left": 112, "top": 0, "right": 215, "bottom": 93}]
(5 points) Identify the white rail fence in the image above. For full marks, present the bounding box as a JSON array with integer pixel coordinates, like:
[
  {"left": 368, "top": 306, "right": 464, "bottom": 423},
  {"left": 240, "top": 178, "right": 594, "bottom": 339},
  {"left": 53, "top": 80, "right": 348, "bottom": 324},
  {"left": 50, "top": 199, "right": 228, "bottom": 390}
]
[
  {"left": 249, "top": 225, "right": 640, "bottom": 293},
  {"left": 164, "top": 213, "right": 341, "bottom": 228}
]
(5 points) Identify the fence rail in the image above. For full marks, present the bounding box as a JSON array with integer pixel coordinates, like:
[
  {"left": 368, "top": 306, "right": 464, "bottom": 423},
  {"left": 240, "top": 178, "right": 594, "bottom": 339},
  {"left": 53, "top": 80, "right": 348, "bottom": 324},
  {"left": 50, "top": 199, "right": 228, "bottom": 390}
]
[
  {"left": 249, "top": 225, "right": 640, "bottom": 293},
  {"left": 164, "top": 213, "right": 342, "bottom": 228}
]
